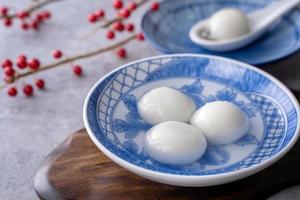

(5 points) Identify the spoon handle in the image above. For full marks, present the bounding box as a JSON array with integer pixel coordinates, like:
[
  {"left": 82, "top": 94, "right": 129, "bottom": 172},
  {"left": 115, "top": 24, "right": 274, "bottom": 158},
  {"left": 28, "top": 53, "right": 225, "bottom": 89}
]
[{"left": 250, "top": 0, "right": 300, "bottom": 30}]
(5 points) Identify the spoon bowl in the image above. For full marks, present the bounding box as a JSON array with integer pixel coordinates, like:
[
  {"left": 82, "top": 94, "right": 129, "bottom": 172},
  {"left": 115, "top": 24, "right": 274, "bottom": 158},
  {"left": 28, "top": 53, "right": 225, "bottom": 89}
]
[
  {"left": 189, "top": 20, "right": 264, "bottom": 52},
  {"left": 189, "top": 0, "right": 300, "bottom": 52}
]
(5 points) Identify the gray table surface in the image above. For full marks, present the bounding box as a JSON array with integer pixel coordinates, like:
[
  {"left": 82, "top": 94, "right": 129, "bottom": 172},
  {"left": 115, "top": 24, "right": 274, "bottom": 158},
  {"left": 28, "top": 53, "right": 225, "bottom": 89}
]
[{"left": 0, "top": 1, "right": 299, "bottom": 200}]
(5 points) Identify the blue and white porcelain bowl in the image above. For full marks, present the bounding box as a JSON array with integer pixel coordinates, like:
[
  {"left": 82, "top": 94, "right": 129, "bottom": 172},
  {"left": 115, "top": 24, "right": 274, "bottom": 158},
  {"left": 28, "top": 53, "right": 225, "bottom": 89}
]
[
  {"left": 141, "top": 0, "right": 300, "bottom": 65},
  {"left": 83, "top": 54, "right": 300, "bottom": 186}
]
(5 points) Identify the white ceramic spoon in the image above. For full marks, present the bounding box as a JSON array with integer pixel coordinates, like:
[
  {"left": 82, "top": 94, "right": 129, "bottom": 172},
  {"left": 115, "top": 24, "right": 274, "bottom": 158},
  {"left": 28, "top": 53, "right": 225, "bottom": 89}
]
[{"left": 189, "top": 0, "right": 300, "bottom": 52}]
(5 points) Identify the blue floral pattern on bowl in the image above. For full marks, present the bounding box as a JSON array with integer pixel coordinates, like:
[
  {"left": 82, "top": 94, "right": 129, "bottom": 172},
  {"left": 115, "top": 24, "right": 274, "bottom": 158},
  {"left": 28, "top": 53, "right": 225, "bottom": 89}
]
[
  {"left": 141, "top": 0, "right": 300, "bottom": 65},
  {"left": 85, "top": 55, "right": 299, "bottom": 176}
]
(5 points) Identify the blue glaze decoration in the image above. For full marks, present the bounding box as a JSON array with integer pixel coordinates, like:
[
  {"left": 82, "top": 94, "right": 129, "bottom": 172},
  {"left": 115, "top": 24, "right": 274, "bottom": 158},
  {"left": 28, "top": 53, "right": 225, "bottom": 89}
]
[{"left": 86, "top": 55, "right": 298, "bottom": 175}]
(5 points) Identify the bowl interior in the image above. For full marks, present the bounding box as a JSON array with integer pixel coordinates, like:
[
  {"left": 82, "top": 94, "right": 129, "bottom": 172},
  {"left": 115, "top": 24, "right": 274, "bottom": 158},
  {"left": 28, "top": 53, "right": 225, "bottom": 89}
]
[
  {"left": 85, "top": 55, "right": 299, "bottom": 176},
  {"left": 141, "top": 0, "right": 300, "bottom": 64}
]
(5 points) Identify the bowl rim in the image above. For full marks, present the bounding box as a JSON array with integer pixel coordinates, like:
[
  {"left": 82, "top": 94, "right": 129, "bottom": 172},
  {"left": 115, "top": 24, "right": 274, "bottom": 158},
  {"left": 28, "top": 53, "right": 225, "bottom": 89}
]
[
  {"left": 140, "top": 0, "right": 300, "bottom": 65},
  {"left": 83, "top": 54, "right": 300, "bottom": 184}
]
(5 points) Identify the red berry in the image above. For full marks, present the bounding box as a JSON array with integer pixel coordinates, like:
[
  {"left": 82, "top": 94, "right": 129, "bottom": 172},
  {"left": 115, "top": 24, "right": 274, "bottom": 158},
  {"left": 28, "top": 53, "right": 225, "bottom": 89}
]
[
  {"left": 17, "top": 58, "right": 27, "bottom": 69},
  {"left": 4, "top": 18, "right": 12, "bottom": 27},
  {"left": 128, "top": 2, "right": 137, "bottom": 11},
  {"left": 35, "top": 79, "right": 45, "bottom": 89},
  {"left": 88, "top": 13, "right": 97, "bottom": 23},
  {"left": 52, "top": 50, "right": 63, "bottom": 59},
  {"left": 35, "top": 13, "right": 44, "bottom": 22},
  {"left": 4, "top": 67, "right": 15, "bottom": 77},
  {"left": 17, "top": 54, "right": 27, "bottom": 67},
  {"left": 119, "top": 9, "right": 130, "bottom": 18},
  {"left": 73, "top": 65, "right": 82, "bottom": 76},
  {"left": 94, "top": 9, "right": 105, "bottom": 18},
  {"left": 2, "top": 59, "right": 13, "bottom": 68},
  {"left": 21, "top": 22, "right": 29, "bottom": 30},
  {"left": 113, "top": 21, "right": 124, "bottom": 32},
  {"left": 106, "top": 30, "right": 115, "bottom": 39},
  {"left": 4, "top": 75, "right": 14, "bottom": 83},
  {"left": 18, "top": 54, "right": 27, "bottom": 61},
  {"left": 151, "top": 2, "right": 160, "bottom": 11},
  {"left": 0, "top": 7, "right": 8, "bottom": 16},
  {"left": 17, "top": 11, "right": 29, "bottom": 19},
  {"left": 42, "top": 11, "right": 51, "bottom": 19},
  {"left": 28, "top": 58, "right": 40, "bottom": 70},
  {"left": 7, "top": 87, "right": 17, "bottom": 97},
  {"left": 116, "top": 48, "right": 126, "bottom": 58},
  {"left": 23, "top": 84, "right": 33, "bottom": 96},
  {"left": 126, "top": 23, "right": 134, "bottom": 32},
  {"left": 31, "top": 21, "right": 39, "bottom": 30},
  {"left": 114, "top": 0, "right": 123, "bottom": 9},
  {"left": 136, "top": 33, "right": 145, "bottom": 41}
]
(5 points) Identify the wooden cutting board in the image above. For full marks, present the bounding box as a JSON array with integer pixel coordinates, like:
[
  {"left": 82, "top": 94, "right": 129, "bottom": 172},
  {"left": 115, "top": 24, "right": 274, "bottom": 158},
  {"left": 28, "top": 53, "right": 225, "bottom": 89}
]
[
  {"left": 34, "top": 128, "right": 300, "bottom": 200},
  {"left": 33, "top": 54, "right": 300, "bottom": 200}
]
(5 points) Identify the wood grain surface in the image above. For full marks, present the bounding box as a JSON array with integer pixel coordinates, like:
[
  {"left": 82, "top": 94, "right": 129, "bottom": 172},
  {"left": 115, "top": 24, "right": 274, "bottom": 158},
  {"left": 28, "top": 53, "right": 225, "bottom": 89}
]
[{"left": 34, "top": 128, "right": 300, "bottom": 200}]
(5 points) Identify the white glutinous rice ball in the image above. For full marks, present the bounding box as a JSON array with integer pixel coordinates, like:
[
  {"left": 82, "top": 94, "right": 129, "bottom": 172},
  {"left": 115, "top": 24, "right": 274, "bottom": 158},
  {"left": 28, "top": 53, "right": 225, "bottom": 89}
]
[
  {"left": 209, "top": 8, "right": 250, "bottom": 40},
  {"left": 144, "top": 121, "right": 207, "bottom": 165},
  {"left": 190, "top": 101, "right": 250, "bottom": 145},
  {"left": 137, "top": 87, "right": 196, "bottom": 125}
]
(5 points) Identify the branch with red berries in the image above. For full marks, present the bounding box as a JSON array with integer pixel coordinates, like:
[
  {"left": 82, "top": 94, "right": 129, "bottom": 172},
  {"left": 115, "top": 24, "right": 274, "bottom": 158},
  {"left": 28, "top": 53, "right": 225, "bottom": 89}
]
[
  {"left": 83, "top": 0, "right": 158, "bottom": 39},
  {"left": 0, "top": 0, "right": 61, "bottom": 31},
  {"left": 1, "top": 0, "right": 160, "bottom": 97}
]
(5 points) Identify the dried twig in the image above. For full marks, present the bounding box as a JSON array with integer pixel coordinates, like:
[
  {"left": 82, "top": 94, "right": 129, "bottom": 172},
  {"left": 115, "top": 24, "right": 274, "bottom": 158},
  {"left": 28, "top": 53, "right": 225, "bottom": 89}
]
[{"left": 0, "top": 35, "right": 136, "bottom": 89}]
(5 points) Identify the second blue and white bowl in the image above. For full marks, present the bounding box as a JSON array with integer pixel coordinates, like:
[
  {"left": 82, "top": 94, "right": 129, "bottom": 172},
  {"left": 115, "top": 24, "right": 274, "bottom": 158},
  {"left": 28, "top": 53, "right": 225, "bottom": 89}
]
[{"left": 141, "top": 0, "right": 300, "bottom": 65}]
